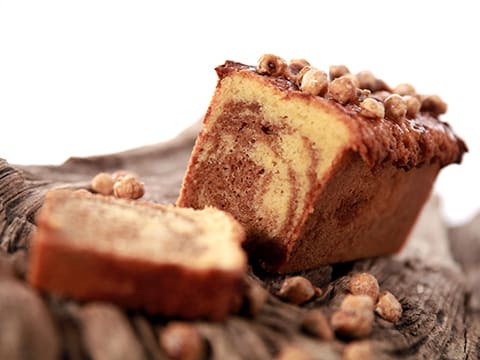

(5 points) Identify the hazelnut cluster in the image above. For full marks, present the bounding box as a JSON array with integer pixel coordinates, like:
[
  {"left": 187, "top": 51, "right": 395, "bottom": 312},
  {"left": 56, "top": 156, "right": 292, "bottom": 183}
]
[
  {"left": 329, "top": 273, "right": 402, "bottom": 339},
  {"left": 90, "top": 170, "right": 145, "bottom": 200},
  {"left": 256, "top": 54, "right": 448, "bottom": 122}
]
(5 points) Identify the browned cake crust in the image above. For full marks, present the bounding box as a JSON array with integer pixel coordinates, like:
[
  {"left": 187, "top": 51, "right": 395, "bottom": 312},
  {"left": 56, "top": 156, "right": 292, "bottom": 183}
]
[
  {"left": 177, "top": 59, "right": 466, "bottom": 273},
  {"left": 28, "top": 190, "right": 246, "bottom": 320}
]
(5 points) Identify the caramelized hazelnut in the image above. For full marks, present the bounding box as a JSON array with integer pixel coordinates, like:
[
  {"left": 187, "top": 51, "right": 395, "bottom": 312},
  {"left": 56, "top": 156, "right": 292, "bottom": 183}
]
[
  {"left": 329, "top": 76, "right": 358, "bottom": 104},
  {"left": 159, "top": 322, "right": 206, "bottom": 360},
  {"left": 356, "top": 71, "right": 377, "bottom": 91},
  {"left": 421, "top": 94, "right": 448, "bottom": 115},
  {"left": 329, "top": 64, "right": 350, "bottom": 80},
  {"left": 393, "top": 83, "right": 416, "bottom": 96},
  {"left": 404, "top": 95, "right": 421, "bottom": 118},
  {"left": 300, "top": 68, "right": 329, "bottom": 96},
  {"left": 384, "top": 94, "right": 407, "bottom": 121},
  {"left": 257, "top": 54, "right": 287, "bottom": 77},
  {"left": 285, "top": 59, "right": 310, "bottom": 82},
  {"left": 331, "top": 295, "right": 374, "bottom": 338},
  {"left": 359, "top": 98, "right": 385, "bottom": 119}
]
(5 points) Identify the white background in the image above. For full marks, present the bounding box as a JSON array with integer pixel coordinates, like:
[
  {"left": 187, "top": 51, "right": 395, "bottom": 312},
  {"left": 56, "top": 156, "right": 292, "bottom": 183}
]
[{"left": 0, "top": 1, "right": 478, "bottom": 224}]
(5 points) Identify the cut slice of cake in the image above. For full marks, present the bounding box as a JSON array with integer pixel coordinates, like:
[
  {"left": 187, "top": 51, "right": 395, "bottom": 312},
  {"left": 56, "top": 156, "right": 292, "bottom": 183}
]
[
  {"left": 28, "top": 189, "right": 246, "bottom": 320},
  {"left": 177, "top": 55, "right": 467, "bottom": 273}
]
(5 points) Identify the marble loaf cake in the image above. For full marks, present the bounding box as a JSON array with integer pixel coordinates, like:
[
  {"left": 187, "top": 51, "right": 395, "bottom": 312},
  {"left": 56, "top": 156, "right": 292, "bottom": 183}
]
[
  {"left": 177, "top": 54, "right": 467, "bottom": 273},
  {"left": 28, "top": 189, "right": 246, "bottom": 320}
]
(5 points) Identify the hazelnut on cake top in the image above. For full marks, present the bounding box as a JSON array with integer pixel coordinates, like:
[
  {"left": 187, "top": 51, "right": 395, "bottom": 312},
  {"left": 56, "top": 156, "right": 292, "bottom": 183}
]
[{"left": 177, "top": 54, "right": 466, "bottom": 273}]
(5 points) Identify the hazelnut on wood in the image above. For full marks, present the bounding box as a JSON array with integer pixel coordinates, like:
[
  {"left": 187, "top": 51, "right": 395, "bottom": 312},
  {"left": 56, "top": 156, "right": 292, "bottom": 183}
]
[
  {"left": 348, "top": 273, "right": 380, "bottom": 302},
  {"left": 375, "top": 291, "right": 402, "bottom": 323},
  {"left": 331, "top": 295, "right": 375, "bottom": 339},
  {"left": 91, "top": 172, "right": 114, "bottom": 195},
  {"left": 113, "top": 175, "right": 145, "bottom": 200},
  {"left": 278, "top": 276, "right": 316, "bottom": 305},
  {"left": 257, "top": 54, "right": 287, "bottom": 77}
]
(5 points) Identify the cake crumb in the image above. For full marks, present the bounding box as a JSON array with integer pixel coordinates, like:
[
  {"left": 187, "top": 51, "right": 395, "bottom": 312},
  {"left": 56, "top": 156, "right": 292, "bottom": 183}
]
[
  {"left": 348, "top": 273, "right": 380, "bottom": 302},
  {"left": 278, "top": 276, "right": 316, "bottom": 305},
  {"left": 91, "top": 172, "right": 114, "bottom": 196},
  {"left": 159, "top": 322, "right": 206, "bottom": 360},
  {"left": 375, "top": 291, "right": 402, "bottom": 323}
]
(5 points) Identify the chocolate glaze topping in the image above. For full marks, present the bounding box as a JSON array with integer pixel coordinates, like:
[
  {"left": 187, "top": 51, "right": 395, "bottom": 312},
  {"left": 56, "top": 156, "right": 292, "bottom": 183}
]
[{"left": 216, "top": 61, "right": 467, "bottom": 170}]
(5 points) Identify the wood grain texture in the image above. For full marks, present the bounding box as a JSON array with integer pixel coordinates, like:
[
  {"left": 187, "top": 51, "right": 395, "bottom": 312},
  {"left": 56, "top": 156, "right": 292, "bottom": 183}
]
[{"left": 0, "top": 125, "right": 478, "bottom": 359}]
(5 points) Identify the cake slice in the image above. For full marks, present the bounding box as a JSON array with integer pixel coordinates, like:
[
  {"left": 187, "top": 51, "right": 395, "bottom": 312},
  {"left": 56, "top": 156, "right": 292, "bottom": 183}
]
[
  {"left": 28, "top": 189, "right": 246, "bottom": 320},
  {"left": 177, "top": 55, "right": 467, "bottom": 273}
]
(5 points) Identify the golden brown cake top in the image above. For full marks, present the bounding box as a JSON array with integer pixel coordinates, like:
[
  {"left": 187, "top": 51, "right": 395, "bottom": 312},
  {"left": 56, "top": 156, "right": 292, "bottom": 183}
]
[{"left": 216, "top": 56, "right": 467, "bottom": 170}]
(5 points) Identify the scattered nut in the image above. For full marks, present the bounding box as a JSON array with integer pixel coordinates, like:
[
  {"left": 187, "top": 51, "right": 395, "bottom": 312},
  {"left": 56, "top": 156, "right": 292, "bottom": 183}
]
[
  {"left": 343, "top": 341, "right": 373, "bottom": 360},
  {"left": 113, "top": 175, "right": 145, "bottom": 200},
  {"left": 331, "top": 295, "right": 375, "bottom": 339},
  {"left": 284, "top": 59, "right": 310, "bottom": 82},
  {"left": 91, "top": 172, "right": 114, "bottom": 195},
  {"left": 359, "top": 98, "right": 385, "bottom": 119},
  {"left": 404, "top": 95, "right": 421, "bottom": 118},
  {"left": 341, "top": 294, "right": 375, "bottom": 312},
  {"left": 329, "top": 76, "right": 358, "bottom": 105},
  {"left": 349, "top": 273, "right": 380, "bottom": 302},
  {"left": 384, "top": 94, "right": 407, "bottom": 121},
  {"left": 420, "top": 94, "right": 448, "bottom": 115},
  {"left": 356, "top": 71, "right": 377, "bottom": 91},
  {"left": 243, "top": 280, "right": 269, "bottom": 317},
  {"left": 393, "top": 83, "right": 416, "bottom": 96},
  {"left": 257, "top": 54, "right": 287, "bottom": 77},
  {"left": 329, "top": 64, "right": 350, "bottom": 80},
  {"left": 372, "top": 90, "right": 391, "bottom": 101},
  {"left": 375, "top": 291, "right": 402, "bottom": 323},
  {"left": 278, "top": 276, "right": 316, "bottom": 305},
  {"left": 159, "top": 322, "right": 206, "bottom": 360},
  {"left": 300, "top": 68, "right": 329, "bottom": 96},
  {"left": 300, "top": 310, "right": 334, "bottom": 340}
]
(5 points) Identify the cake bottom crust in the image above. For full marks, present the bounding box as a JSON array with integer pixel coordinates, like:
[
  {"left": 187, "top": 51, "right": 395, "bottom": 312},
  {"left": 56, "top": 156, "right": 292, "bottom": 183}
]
[
  {"left": 28, "top": 235, "right": 243, "bottom": 321},
  {"left": 267, "top": 151, "right": 440, "bottom": 273}
]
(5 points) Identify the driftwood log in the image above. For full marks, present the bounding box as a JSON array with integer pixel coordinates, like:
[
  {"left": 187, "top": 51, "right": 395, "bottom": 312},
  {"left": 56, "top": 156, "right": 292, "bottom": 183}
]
[{"left": 0, "top": 125, "right": 479, "bottom": 359}]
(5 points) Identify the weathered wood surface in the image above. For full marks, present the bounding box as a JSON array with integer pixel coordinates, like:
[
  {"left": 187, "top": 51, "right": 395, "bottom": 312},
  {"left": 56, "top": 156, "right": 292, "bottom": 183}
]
[{"left": 1, "top": 125, "right": 479, "bottom": 359}]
